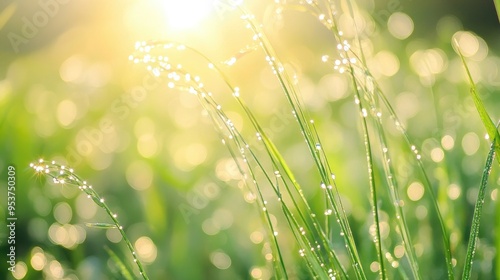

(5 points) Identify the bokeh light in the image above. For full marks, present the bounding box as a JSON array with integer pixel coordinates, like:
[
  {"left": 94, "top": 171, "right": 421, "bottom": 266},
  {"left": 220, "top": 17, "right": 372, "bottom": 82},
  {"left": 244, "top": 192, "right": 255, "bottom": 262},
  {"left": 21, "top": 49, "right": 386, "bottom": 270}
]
[
  {"left": 3, "top": 0, "right": 500, "bottom": 279},
  {"left": 387, "top": 12, "right": 414, "bottom": 40}
]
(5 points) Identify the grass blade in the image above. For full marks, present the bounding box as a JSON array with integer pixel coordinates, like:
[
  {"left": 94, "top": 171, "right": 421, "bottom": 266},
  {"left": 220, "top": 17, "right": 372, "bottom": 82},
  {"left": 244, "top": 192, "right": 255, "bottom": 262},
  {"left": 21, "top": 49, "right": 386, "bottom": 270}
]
[
  {"left": 456, "top": 43, "right": 500, "bottom": 165},
  {"left": 86, "top": 223, "right": 118, "bottom": 229},
  {"left": 105, "top": 246, "right": 135, "bottom": 280},
  {"left": 354, "top": 86, "right": 387, "bottom": 279},
  {"left": 494, "top": 0, "right": 500, "bottom": 22},
  {"left": 30, "top": 160, "right": 150, "bottom": 280},
  {"left": 462, "top": 134, "right": 497, "bottom": 279},
  {"left": 237, "top": 8, "right": 367, "bottom": 277}
]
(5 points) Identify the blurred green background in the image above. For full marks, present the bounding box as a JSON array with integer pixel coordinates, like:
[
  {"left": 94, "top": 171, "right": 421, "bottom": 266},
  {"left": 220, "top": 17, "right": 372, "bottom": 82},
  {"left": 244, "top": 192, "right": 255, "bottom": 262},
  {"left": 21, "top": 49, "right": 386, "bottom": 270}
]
[{"left": 0, "top": 0, "right": 499, "bottom": 279}]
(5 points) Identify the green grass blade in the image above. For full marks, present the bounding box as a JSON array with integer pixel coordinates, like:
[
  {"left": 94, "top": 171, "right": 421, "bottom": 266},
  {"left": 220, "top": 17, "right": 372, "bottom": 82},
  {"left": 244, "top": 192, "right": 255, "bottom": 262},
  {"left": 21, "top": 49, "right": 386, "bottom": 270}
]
[
  {"left": 462, "top": 136, "right": 497, "bottom": 279},
  {"left": 494, "top": 0, "right": 500, "bottom": 22},
  {"left": 456, "top": 44, "right": 500, "bottom": 165},
  {"left": 86, "top": 223, "right": 118, "bottom": 229},
  {"left": 105, "top": 246, "right": 135, "bottom": 280},
  {"left": 363, "top": 72, "right": 454, "bottom": 279},
  {"left": 356, "top": 91, "right": 387, "bottom": 279},
  {"left": 30, "top": 160, "right": 150, "bottom": 280},
  {"left": 351, "top": 73, "right": 420, "bottom": 279},
  {"left": 237, "top": 10, "right": 367, "bottom": 278}
]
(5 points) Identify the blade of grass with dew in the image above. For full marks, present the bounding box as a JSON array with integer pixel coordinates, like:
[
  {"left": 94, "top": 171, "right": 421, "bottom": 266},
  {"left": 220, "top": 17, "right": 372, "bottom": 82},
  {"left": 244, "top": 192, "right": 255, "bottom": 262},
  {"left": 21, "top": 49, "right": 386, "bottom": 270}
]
[
  {"left": 338, "top": 3, "right": 388, "bottom": 278},
  {"left": 353, "top": 74, "right": 415, "bottom": 279},
  {"left": 228, "top": 79, "right": 349, "bottom": 278},
  {"left": 317, "top": 3, "right": 414, "bottom": 277},
  {"left": 131, "top": 42, "right": 336, "bottom": 278},
  {"left": 363, "top": 70, "right": 454, "bottom": 279},
  {"left": 29, "top": 160, "right": 150, "bottom": 280},
  {"left": 188, "top": 82, "right": 290, "bottom": 278},
  {"left": 349, "top": 55, "right": 454, "bottom": 278},
  {"left": 328, "top": 2, "right": 450, "bottom": 276},
  {"left": 456, "top": 45, "right": 500, "bottom": 165},
  {"left": 141, "top": 47, "right": 291, "bottom": 277},
  {"left": 196, "top": 73, "right": 334, "bottom": 278},
  {"left": 199, "top": 82, "right": 338, "bottom": 279},
  {"left": 176, "top": 39, "right": 351, "bottom": 277},
  {"left": 134, "top": 21, "right": 360, "bottom": 278},
  {"left": 355, "top": 73, "right": 421, "bottom": 279},
  {"left": 462, "top": 134, "right": 497, "bottom": 280},
  {"left": 322, "top": 2, "right": 404, "bottom": 277},
  {"left": 352, "top": 80, "right": 387, "bottom": 280},
  {"left": 201, "top": 66, "right": 345, "bottom": 279},
  {"left": 285, "top": 2, "right": 448, "bottom": 277},
  {"left": 382, "top": 89, "right": 454, "bottom": 278},
  {"left": 86, "top": 223, "right": 118, "bottom": 229},
  {"left": 236, "top": 6, "right": 367, "bottom": 278},
  {"left": 205, "top": 103, "right": 290, "bottom": 279},
  {"left": 105, "top": 246, "right": 134, "bottom": 280},
  {"left": 287, "top": 2, "right": 388, "bottom": 278},
  {"left": 141, "top": 39, "right": 355, "bottom": 278}
]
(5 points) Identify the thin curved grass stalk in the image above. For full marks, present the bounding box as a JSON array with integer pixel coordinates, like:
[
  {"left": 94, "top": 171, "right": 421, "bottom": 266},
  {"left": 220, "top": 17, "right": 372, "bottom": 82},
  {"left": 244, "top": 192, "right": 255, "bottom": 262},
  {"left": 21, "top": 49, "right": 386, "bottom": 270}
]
[
  {"left": 462, "top": 135, "right": 497, "bottom": 280},
  {"left": 105, "top": 246, "right": 134, "bottom": 280},
  {"left": 131, "top": 39, "right": 349, "bottom": 278},
  {"left": 456, "top": 43, "right": 500, "bottom": 165},
  {"left": 321, "top": 6, "right": 454, "bottom": 274},
  {"left": 373, "top": 80, "right": 454, "bottom": 279},
  {"left": 350, "top": 81, "right": 387, "bottom": 279},
  {"left": 266, "top": 1, "right": 448, "bottom": 278},
  {"left": 199, "top": 77, "right": 338, "bottom": 278},
  {"left": 348, "top": 57, "right": 457, "bottom": 276},
  {"left": 370, "top": 106, "right": 421, "bottom": 280},
  {"left": 313, "top": 0, "right": 450, "bottom": 277},
  {"left": 233, "top": 5, "right": 367, "bottom": 278},
  {"left": 336, "top": 2, "right": 385, "bottom": 276},
  {"left": 190, "top": 85, "right": 289, "bottom": 278},
  {"left": 203, "top": 100, "right": 289, "bottom": 279},
  {"left": 29, "top": 160, "right": 150, "bottom": 280},
  {"left": 349, "top": 68, "right": 421, "bottom": 279},
  {"left": 289, "top": 1, "right": 396, "bottom": 278},
  {"left": 348, "top": 54, "right": 452, "bottom": 278},
  {"left": 293, "top": 2, "right": 389, "bottom": 278}
]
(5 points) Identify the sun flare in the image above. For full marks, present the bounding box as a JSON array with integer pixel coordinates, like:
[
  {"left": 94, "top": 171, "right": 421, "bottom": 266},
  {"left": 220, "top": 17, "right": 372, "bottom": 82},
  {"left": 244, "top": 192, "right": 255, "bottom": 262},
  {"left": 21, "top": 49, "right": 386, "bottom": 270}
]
[{"left": 161, "top": 0, "right": 214, "bottom": 30}]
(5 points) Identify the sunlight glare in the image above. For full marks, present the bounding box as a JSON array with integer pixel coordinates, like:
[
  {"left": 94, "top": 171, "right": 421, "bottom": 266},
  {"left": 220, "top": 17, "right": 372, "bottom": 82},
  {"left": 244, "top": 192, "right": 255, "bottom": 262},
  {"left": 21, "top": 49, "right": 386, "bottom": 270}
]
[{"left": 161, "top": 0, "right": 214, "bottom": 30}]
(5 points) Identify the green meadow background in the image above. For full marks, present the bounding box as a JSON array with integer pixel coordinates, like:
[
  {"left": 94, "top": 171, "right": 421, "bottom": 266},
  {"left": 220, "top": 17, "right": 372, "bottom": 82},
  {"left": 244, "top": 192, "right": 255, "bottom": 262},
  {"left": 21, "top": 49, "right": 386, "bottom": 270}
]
[{"left": 0, "top": 0, "right": 499, "bottom": 279}]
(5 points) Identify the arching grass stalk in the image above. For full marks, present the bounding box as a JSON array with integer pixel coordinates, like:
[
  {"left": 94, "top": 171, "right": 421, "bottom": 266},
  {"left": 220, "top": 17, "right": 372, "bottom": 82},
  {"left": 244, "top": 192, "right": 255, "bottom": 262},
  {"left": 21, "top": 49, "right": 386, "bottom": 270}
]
[
  {"left": 29, "top": 159, "right": 150, "bottom": 280},
  {"left": 456, "top": 43, "right": 500, "bottom": 165},
  {"left": 131, "top": 40, "right": 348, "bottom": 278},
  {"left": 268, "top": 0, "right": 412, "bottom": 277},
  {"left": 274, "top": 1, "right": 389, "bottom": 278},
  {"left": 131, "top": 42, "right": 292, "bottom": 278},
  {"left": 353, "top": 69, "right": 454, "bottom": 278},
  {"left": 231, "top": 4, "right": 367, "bottom": 278},
  {"left": 350, "top": 75, "right": 387, "bottom": 280},
  {"left": 462, "top": 135, "right": 497, "bottom": 279},
  {"left": 350, "top": 71, "right": 421, "bottom": 280},
  {"left": 280, "top": 0, "right": 449, "bottom": 277},
  {"left": 309, "top": 1, "right": 453, "bottom": 277},
  {"left": 105, "top": 246, "right": 134, "bottom": 280}
]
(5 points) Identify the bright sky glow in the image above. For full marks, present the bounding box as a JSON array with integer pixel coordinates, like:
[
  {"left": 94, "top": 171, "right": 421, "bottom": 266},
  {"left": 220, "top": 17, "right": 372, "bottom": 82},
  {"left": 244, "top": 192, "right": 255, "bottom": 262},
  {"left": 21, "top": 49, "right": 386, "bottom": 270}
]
[{"left": 161, "top": 0, "right": 214, "bottom": 30}]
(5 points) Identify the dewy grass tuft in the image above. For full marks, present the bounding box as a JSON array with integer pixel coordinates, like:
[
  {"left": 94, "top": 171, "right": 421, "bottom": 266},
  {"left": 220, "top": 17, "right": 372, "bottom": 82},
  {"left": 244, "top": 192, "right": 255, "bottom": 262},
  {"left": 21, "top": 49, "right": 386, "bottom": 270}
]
[
  {"left": 29, "top": 0, "right": 500, "bottom": 279},
  {"left": 30, "top": 159, "right": 150, "bottom": 280}
]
